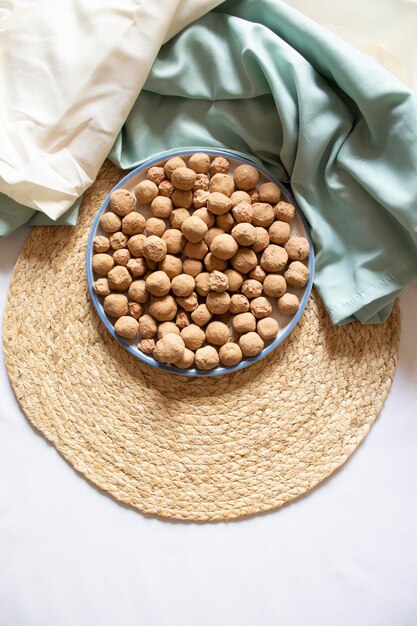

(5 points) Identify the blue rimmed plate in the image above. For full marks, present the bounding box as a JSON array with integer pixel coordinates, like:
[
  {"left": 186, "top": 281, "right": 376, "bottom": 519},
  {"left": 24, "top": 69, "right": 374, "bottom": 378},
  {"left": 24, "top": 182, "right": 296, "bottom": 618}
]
[{"left": 86, "top": 148, "right": 314, "bottom": 376}]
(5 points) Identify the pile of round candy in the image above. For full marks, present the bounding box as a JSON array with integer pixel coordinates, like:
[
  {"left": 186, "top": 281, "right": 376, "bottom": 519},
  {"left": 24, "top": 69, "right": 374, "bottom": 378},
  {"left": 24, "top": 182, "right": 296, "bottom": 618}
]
[{"left": 91, "top": 153, "right": 310, "bottom": 371}]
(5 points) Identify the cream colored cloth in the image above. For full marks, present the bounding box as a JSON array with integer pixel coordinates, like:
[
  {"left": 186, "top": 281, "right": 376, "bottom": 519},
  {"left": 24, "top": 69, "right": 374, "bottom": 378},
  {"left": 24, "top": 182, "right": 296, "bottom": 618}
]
[
  {"left": 285, "top": 0, "right": 417, "bottom": 91},
  {"left": 0, "top": 0, "right": 222, "bottom": 220}
]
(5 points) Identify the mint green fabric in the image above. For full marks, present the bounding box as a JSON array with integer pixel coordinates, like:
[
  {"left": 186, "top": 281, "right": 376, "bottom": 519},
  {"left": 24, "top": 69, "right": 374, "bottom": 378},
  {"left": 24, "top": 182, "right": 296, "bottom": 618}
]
[
  {"left": 0, "top": 193, "right": 81, "bottom": 236},
  {"left": 109, "top": 0, "right": 417, "bottom": 324},
  {"left": 3, "top": 0, "right": 417, "bottom": 326}
]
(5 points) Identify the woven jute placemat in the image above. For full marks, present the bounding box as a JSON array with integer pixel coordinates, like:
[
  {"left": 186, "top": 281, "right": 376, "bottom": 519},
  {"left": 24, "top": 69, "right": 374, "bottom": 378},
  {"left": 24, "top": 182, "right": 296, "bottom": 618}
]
[{"left": 3, "top": 161, "right": 401, "bottom": 521}]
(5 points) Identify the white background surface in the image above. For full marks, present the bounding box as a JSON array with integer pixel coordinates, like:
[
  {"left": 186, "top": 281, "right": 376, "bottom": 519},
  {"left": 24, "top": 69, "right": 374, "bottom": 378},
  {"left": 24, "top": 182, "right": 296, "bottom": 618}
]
[{"left": 1, "top": 2, "right": 417, "bottom": 625}]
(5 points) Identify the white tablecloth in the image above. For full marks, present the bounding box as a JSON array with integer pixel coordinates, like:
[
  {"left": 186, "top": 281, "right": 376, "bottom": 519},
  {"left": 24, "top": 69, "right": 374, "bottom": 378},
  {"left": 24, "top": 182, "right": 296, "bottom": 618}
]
[{"left": 1, "top": 2, "right": 417, "bottom": 624}]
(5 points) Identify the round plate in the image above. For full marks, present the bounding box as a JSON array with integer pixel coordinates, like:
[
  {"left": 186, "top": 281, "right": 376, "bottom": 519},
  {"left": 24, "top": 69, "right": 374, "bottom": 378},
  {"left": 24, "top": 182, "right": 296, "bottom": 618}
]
[{"left": 86, "top": 148, "right": 314, "bottom": 376}]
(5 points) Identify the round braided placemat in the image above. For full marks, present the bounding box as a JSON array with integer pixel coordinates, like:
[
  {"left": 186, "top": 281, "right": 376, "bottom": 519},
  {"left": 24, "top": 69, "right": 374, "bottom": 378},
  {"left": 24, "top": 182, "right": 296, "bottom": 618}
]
[{"left": 3, "top": 161, "right": 401, "bottom": 521}]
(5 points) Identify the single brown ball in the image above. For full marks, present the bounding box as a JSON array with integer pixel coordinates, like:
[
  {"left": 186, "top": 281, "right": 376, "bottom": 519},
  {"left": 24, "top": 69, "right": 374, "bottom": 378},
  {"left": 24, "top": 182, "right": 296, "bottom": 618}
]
[
  {"left": 210, "top": 233, "right": 238, "bottom": 260},
  {"left": 193, "top": 207, "right": 215, "bottom": 227},
  {"left": 216, "top": 213, "right": 235, "bottom": 233},
  {"left": 170, "top": 208, "right": 190, "bottom": 229},
  {"left": 139, "top": 314, "right": 157, "bottom": 338},
  {"left": 252, "top": 202, "right": 275, "bottom": 227},
  {"left": 100, "top": 211, "right": 122, "bottom": 233},
  {"left": 142, "top": 236, "right": 167, "bottom": 262},
  {"left": 145, "top": 271, "right": 171, "bottom": 296},
  {"left": 162, "top": 229, "right": 185, "bottom": 254},
  {"left": 114, "top": 316, "right": 139, "bottom": 339},
  {"left": 151, "top": 196, "right": 173, "bottom": 219},
  {"left": 239, "top": 332, "right": 264, "bottom": 357},
  {"left": 174, "top": 347, "right": 195, "bottom": 369},
  {"left": 93, "top": 235, "right": 110, "bottom": 253},
  {"left": 193, "top": 173, "right": 210, "bottom": 191},
  {"left": 128, "top": 301, "right": 143, "bottom": 320},
  {"left": 210, "top": 156, "right": 230, "bottom": 175},
  {"left": 146, "top": 217, "right": 166, "bottom": 237},
  {"left": 128, "top": 280, "right": 149, "bottom": 303},
  {"left": 207, "top": 192, "right": 232, "bottom": 216},
  {"left": 176, "top": 292, "right": 199, "bottom": 312},
  {"left": 159, "top": 254, "right": 183, "bottom": 279},
  {"left": 134, "top": 180, "right": 158, "bottom": 204},
  {"left": 104, "top": 293, "right": 128, "bottom": 318},
  {"left": 122, "top": 212, "right": 146, "bottom": 235},
  {"left": 252, "top": 227, "right": 270, "bottom": 253},
  {"left": 181, "top": 216, "right": 208, "bottom": 243},
  {"left": 260, "top": 244, "right": 288, "bottom": 272},
  {"left": 209, "top": 173, "right": 235, "bottom": 197},
  {"left": 195, "top": 346, "right": 219, "bottom": 371},
  {"left": 138, "top": 338, "right": 156, "bottom": 354},
  {"left": 184, "top": 240, "right": 208, "bottom": 260},
  {"left": 269, "top": 221, "right": 291, "bottom": 245},
  {"left": 154, "top": 333, "right": 185, "bottom": 364},
  {"left": 171, "top": 274, "right": 195, "bottom": 297},
  {"left": 191, "top": 303, "right": 212, "bottom": 326},
  {"left": 149, "top": 295, "right": 178, "bottom": 321},
  {"left": 274, "top": 200, "right": 295, "bottom": 222},
  {"left": 109, "top": 231, "right": 128, "bottom": 250},
  {"left": 257, "top": 317, "right": 279, "bottom": 340},
  {"left": 109, "top": 189, "right": 135, "bottom": 216},
  {"left": 171, "top": 189, "right": 193, "bottom": 209},
  {"left": 248, "top": 189, "right": 259, "bottom": 203},
  {"left": 258, "top": 182, "right": 281, "bottom": 204},
  {"left": 204, "top": 227, "right": 225, "bottom": 247},
  {"left": 107, "top": 266, "right": 132, "bottom": 291},
  {"left": 127, "top": 233, "right": 146, "bottom": 257},
  {"left": 285, "top": 237, "right": 309, "bottom": 261},
  {"left": 232, "top": 312, "right": 256, "bottom": 334},
  {"left": 164, "top": 156, "right": 186, "bottom": 179},
  {"left": 250, "top": 296, "right": 273, "bottom": 319},
  {"left": 231, "top": 223, "right": 256, "bottom": 246},
  {"left": 175, "top": 310, "right": 190, "bottom": 329},
  {"left": 195, "top": 273, "right": 210, "bottom": 297},
  {"left": 241, "top": 279, "right": 263, "bottom": 299},
  {"left": 263, "top": 274, "right": 287, "bottom": 298},
  {"left": 231, "top": 248, "right": 257, "bottom": 273},
  {"left": 113, "top": 249, "right": 131, "bottom": 266},
  {"left": 127, "top": 257, "right": 147, "bottom": 278},
  {"left": 157, "top": 322, "right": 180, "bottom": 339},
  {"left": 249, "top": 265, "right": 266, "bottom": 283},
  {"left": 193, "top": 190, "right": 211, "bottom": 210},
  {"left": 93, "top": 278, "right": 110, "bottom": 297},
  {"left": 233, "top": 164, "right": 259, "bottom": 191},
  {"left": 219, "top": 343, "right": 243, "bottom": 367},
  {"left": 229, "top": 293, "right": 250, "bottom": 314},
  {"left": 284, "top": 261, "right": 310, "bottom": 288},
  {"left": 208, "top": 270, "right": 229, "bottom": 293},
  {"left": 278, "top": 293, "right": 300, "bottom": 316},
  {"left": 230, "top": 190, "right": 251, "bottom": 207},
  {"left": 158, "top": 180, "right": 174, "bottom": 198},
  {"left": 232, "top": 201, "right": 253, "bottom": 224},
  {"left": 205, "top": 321, "right": 229, "bottom": 346},
  {"left": 92, "top": 253, "right": 114, "bottom": 276},
  {"left": 182, "top": 258, "right": 202, "bottom": 277},
  {"left": 203, "top": 252, "right": 227, "bottom": 272},
  {"left": 180, "top": 324, "right": 206, "bottom": 350},
  {"left": 147, "top": 166, "right": 165, "bottom": 185},
  {"left": 171, "top": 167, "right": 197, "bottom": 191},
  {"left": 188, "top": 152, "right": 211, "bottom": 174},
  {"left": 224, "top": 269, "right": 243, "bottom": 292},
  {"left": 206, "top": 291, "right": 231, "bottom": 314}
]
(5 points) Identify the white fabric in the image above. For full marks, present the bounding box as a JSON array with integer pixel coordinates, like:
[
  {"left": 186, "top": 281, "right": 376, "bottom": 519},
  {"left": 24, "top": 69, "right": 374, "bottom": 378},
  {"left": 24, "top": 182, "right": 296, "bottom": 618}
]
[
  {"left": 0, "top": 0, "right": 222, "bottom": 219},
  {"left": 286, "top": 0, "right": 417, "bottom": 91},
  {"left": 1, "top": 232, "right": 417, "bottom": 625}
]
